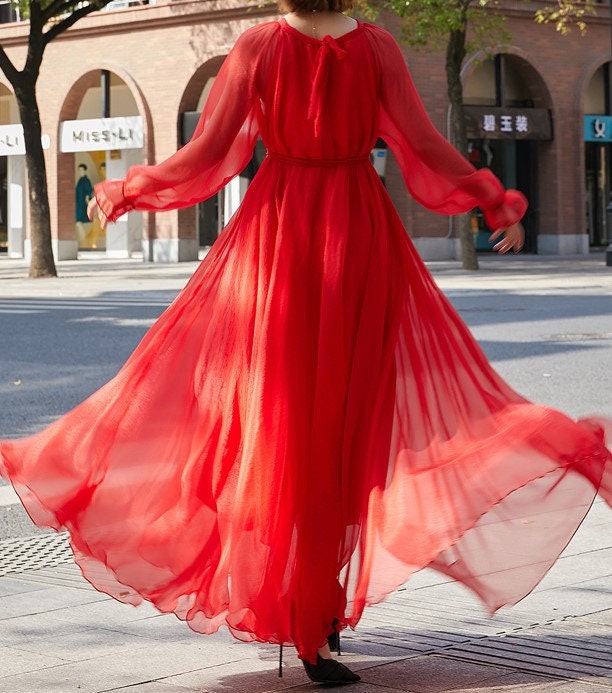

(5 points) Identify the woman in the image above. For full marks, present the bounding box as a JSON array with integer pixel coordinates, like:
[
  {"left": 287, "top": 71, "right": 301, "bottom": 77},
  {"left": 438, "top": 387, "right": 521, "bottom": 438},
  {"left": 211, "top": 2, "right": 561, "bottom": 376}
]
[{"left": 2, "top": 0, "right": 610, "bottom": 686}]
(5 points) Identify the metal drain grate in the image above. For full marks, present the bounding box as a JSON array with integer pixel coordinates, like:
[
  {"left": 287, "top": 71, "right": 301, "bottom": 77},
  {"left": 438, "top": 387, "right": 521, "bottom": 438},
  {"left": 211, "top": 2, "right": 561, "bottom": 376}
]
[
  {"left": 443, "top": 628, "right": 612, "bottom": 686},
  {"left": 0, "top": 532, "right": 73, "bottom": 576},
  {"left": 344, "top": 588, "right": 612, "bottom": 686}
]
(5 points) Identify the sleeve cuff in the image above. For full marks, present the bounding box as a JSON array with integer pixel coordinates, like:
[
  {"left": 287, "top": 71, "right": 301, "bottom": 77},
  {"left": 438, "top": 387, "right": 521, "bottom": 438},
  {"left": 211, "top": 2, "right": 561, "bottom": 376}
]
[
  {"left": 482, "top": 189, "right": 528, "bottom": 230},
  {"left": 93, "top": 180, "right": 134, "bottom": 223}
]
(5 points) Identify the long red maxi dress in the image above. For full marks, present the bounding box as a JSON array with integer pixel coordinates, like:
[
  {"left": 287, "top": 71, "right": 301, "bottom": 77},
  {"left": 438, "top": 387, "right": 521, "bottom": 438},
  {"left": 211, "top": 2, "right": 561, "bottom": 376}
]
[{"left": 1, "top": 19, "right": 611, "bottom": 664}]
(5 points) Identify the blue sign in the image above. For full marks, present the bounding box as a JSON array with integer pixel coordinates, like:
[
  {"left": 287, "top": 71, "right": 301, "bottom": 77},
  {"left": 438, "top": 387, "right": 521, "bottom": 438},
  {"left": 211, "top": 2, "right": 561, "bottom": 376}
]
[{"left": 584, "top": 115, "right": 612, "bottom": 142}]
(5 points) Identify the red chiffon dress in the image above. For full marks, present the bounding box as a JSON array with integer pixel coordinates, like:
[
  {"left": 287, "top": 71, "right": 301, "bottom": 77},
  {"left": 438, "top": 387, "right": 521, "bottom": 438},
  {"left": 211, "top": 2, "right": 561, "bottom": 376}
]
[{"left": 1, "top": 19, "right": 611, "bottom": 664}]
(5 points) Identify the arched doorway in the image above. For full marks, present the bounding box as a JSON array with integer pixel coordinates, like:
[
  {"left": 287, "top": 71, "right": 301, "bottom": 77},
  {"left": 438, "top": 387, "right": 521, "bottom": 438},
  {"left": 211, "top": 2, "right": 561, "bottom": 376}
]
[
  {"left": 583, "top": 61, "right": 612, "bottom": 247},
  {"left": 463, "top": 53, "right": 553, "bottom": 253},
  {"left": 57, "top": 69, "right": 150, "bottom": 258},
  {"left": 177, "top": 57, "right": 265, "bottom": 250}
]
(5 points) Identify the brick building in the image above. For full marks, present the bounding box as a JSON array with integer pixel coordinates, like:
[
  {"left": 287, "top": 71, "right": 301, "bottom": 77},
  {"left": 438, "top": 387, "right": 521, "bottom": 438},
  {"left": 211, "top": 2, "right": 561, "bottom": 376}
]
[{"left": 0, "top": 0, "right": 610, "bottom": 262}]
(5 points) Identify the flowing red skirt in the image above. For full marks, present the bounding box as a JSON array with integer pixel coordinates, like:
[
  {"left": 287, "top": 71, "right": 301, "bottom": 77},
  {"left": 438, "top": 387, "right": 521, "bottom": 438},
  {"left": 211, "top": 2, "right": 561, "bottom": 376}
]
[{"left": 1, "top": 157, "right": 611, "bottom": 662}]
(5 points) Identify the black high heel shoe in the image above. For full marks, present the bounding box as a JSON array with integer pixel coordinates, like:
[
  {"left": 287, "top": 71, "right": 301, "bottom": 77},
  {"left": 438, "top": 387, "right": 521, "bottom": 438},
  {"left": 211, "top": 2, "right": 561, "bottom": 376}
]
[
  {"left": 277, "top": 620, "right": 345, "bottom": 678},
  {"left": 302, "top": 655, "right": 361, "bottom": 684}
]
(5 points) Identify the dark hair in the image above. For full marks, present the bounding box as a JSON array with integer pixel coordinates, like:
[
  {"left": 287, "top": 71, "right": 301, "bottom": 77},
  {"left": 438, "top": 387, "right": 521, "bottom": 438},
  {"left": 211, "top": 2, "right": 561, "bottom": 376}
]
[
  {"left": 278, "top": 0, "right": 354, "bottom": 13},
  {"left": 78, "top": 163, "right": 87, "bottom": 170}
]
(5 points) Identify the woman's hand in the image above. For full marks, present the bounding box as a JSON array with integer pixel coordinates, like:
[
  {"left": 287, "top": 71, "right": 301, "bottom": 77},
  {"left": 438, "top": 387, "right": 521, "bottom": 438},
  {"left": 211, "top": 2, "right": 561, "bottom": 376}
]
[
  {"left": 489, "top": 222, "right": 524, "bottom": 254},
  {"left": 87, "top": 197, "right": 109, "bottom": 231}
]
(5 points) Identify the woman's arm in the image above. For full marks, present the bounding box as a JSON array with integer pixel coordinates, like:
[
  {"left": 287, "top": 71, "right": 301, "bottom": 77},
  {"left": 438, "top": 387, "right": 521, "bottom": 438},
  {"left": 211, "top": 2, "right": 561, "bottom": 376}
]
[
  {"left": 365, "top": 26, "right": 526, "bottom": 250},
  {"left": 89, "top": 23, "right": 275, "bottom": 227}
]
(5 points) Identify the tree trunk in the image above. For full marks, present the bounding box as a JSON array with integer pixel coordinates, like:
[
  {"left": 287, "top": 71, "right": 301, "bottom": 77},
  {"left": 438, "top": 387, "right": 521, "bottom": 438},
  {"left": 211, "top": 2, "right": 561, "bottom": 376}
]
[
  {"left": 0, "top": 1, "right": 117, "bottom": 278},
  {"left": 446, "top": 26, "right": 479, "bottom": 270},
  {"left": 15, "top": 81, "right": 57, "bottom": 278}
]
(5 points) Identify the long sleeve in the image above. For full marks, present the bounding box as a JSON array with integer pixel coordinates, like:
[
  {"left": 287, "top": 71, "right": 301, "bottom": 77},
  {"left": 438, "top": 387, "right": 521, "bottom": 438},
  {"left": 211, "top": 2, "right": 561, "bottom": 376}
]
[
  {"left": 366, "top": 26, "right": 526, "bottom": 230},
  {"left": 94, "top": 24, "right": 273, "bottom": 222}
]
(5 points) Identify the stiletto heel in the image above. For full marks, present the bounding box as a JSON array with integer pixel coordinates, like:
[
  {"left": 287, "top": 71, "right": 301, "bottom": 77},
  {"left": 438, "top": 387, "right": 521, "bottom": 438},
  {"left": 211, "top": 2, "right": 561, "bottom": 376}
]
[
  {"left": 278, "top": 644, "right": 283, "bottom": 677},
  {"left": 327, "top": 629, "right": 341, "bottom": 654},
  {"left": 327, "top": 618, "right": 341, "bottom": 654},
  {"left": 302, "top": 655, "right": 360, "bottom": 684}
]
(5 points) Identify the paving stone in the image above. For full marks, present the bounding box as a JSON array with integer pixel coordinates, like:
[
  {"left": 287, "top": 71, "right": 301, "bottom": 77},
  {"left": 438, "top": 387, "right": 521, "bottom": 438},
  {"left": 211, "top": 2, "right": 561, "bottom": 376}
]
[
  {"left": 166, "top": 651, "right": 379, "bottom": 693},
  {"left": 46, "top": 593, "right": 162, "bottom": 626},
  {"left": 97, "top": 612, "right": 208, "bottom": 644},
  {"left": 0, "top": 585, "right": 107, "bottom": 620},
  {"left": 104, "top": 683, "right": 202, "bottom": 693},
  {"left": 0, "top": 672, "right": 90, "bottom": 693},
  {"left": 0, "top": 576, "right": 50, "bottom": 597},
  {"left": 0, "top": 645, "right": 66, "bottom": 677},
  {"left": 507, "top": 584, "right": 612, "bottom": 621},
  {"left": 450, "top": 673, "right": 607, "bottom": 692},
  {"left": 9, "top": 625, "right": 160, "bottom": 662},
  {"left": 0, "top": 613, "right": 90, "bottom": 648},
  {"left": 0, "top": 640, "right": 267, "bottom": 693},
  {"left": 359, "top": 654, "right": 514, "bottom": 693},
  {"left": 528, "top": 550, "right": 612, "bottom": 592},
  {"left": 433, "top": 671, "right": 552, "bottom": 691},
  {"left": 163, "top": 654, "right": 299, "bottom": 692},
  {"left": 581, "top": 609, "right": 612, "bottom": 626}
]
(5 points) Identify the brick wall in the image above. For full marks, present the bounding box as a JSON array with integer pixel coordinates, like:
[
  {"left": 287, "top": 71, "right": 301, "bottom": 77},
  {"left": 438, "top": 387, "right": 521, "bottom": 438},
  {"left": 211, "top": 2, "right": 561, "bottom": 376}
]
[{"left": 0, "top": 0, "right": 610, "bottom": 256}]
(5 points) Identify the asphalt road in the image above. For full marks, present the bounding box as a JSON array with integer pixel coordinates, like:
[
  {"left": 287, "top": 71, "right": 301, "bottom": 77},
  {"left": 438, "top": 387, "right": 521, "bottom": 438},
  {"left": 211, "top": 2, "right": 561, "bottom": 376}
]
[{"left": 1, "top": 253, "right": 611, "bottom": 543}]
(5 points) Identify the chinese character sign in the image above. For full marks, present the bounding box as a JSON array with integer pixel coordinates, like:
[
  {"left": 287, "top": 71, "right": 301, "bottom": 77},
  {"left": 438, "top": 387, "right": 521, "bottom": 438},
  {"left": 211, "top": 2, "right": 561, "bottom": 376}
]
[
  {"left": 483, "top": 114, "right": 496, "bottom": 132},
  {"left": 464, "top": 107, "right": 552, "bottom": 141},
  {"left": 515, "top": 116, "right": 528, "bottom": 133},
  {"left": 482, "top": 113, "right": 528, "bottom": 135}
]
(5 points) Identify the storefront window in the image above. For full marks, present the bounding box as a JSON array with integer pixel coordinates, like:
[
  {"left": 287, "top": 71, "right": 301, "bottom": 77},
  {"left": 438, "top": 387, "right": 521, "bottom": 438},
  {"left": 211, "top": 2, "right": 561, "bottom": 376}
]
[
  {"left": 584, "top": 63, "right": 611, "bottom": 247},
  {"left": 61, "top": 72, "right": 144, "bottom": 256},
  {"left": 464, "top": 54, "right": 551, "bottom": 253}
]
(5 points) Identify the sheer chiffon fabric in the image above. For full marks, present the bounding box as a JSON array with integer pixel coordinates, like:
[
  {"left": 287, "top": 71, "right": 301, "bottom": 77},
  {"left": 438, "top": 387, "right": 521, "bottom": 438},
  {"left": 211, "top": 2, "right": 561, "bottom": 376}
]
[{"left": 1, "top": 20, "right": 610, "bottom": 663}]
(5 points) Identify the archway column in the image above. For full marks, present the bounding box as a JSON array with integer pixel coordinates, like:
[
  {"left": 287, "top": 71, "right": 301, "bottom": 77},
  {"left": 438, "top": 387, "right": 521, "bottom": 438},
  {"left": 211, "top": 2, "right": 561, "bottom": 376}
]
[
  {"left": 141, "top": 208, "right": 198, "bottom": 262},
  {"left": 537, "top": 107, "right": 589, "bottom": 254}
]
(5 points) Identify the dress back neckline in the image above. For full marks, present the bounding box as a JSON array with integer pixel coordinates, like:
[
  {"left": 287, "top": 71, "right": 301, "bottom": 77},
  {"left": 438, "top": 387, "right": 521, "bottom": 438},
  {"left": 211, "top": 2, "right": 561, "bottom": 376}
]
[{"left": 279, "top": 16, "right": 362, "bottom": 45}]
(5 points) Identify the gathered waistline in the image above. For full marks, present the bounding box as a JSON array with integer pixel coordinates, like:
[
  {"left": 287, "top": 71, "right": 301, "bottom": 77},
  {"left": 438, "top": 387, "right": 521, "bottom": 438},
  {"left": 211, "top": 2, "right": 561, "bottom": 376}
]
[{"left": 266, "top": 151, "right": 370, "bottom": 168}]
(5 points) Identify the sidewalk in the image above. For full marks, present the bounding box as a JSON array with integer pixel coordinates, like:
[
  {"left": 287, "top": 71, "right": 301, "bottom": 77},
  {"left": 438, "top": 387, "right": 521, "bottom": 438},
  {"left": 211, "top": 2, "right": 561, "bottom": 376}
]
[
  {"left": 1, "top": 252, "right": 611, "bottom": 692},
  {"left": 0, "top": 249, "right": 610, "bottom": 296}
]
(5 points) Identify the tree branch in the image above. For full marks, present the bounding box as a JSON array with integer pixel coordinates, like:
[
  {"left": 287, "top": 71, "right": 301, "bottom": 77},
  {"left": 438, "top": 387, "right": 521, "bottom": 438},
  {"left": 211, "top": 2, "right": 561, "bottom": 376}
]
[
  {"left": 25, "top": 1, "right": 42, "bottom": 37},
  {"left": 42, "top": 0, "right": 104, "bottom": 22},
  {"left": 22, "top": 2, "right": 46, "bottom": 81},
  {"left": 42, "top": 0, "right": 82, "bottom": 21},
  {"left": 0, "top": 42, "right": 20, "bottom": 86},
  {"left": 43, "top": 1, "right": 113, "bottom": 46}
]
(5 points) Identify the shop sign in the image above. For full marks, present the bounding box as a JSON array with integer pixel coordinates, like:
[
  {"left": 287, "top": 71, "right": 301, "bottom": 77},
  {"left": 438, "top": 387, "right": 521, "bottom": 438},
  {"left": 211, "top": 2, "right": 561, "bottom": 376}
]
[
  {"left": 0, "top": 124, "right": 51, "bottom": 156},
  {"left": 464, "top": 107, "right": 552, "bottom": 141},
  {"left": 583, "top": 115, "right": 612, "bottom": 143},
  {"left": 60, "top": 116, "right": 144, "bottom": 152}
]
